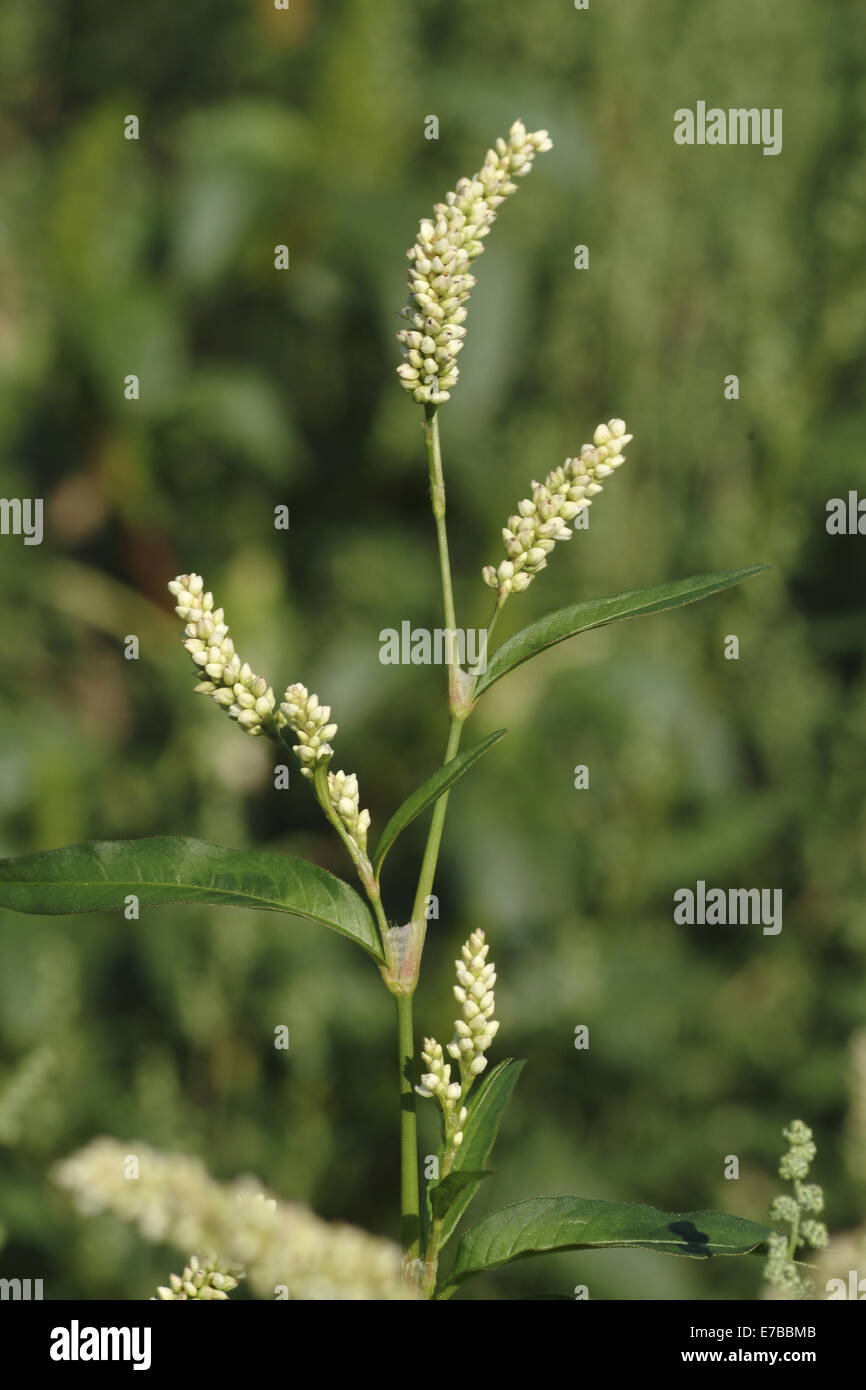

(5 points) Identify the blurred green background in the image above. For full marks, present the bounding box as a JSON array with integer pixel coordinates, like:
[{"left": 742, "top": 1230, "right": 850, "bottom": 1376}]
[{"left": 0, "top": 0, "right": 864, "bottom": 1300}]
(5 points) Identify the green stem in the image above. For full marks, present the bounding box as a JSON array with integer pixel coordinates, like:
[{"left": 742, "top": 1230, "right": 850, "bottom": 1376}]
[
  {"left": 419, "top": 1085, "right": 469, "bottom": 1298},
  {"left": 396, "top": 992, "right": 421, "bottom": 1275},
  {"left": 787, "top": 1203, "right": 801, "bottom": 1263},
  {"left": 421, "top": 1218, "right": 444, "bottom": 1299},
  {"left": 486, "top": 591, "right": 507, "bottom": 648},
  {"left": 410, "top": 406, "right": 472, "bottom": 940},
  {"left": 410, "top": 714, "right": 464, "bottom": 935},
  {"left": 424, "top": 406, "right": 457, "bottom": 641},
  {"left": 402, "top": 405, "right": 473, "bottom": 1291}
]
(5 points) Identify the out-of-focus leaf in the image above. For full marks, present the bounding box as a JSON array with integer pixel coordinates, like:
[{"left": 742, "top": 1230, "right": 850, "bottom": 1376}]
[{"left": 173, "top": 367, "right": 300, "bottom": 479}]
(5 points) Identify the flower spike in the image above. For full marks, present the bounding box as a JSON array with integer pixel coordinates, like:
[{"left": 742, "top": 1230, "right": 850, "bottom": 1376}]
[
  {"left": 483, "top": 420, "right": 632, "bottom": 602},
  {"left": 168, "top": 574, "right": 279, "bottom": 737},
  {"left": 397, "top": 120, "right": 552, "bottom": 406}
]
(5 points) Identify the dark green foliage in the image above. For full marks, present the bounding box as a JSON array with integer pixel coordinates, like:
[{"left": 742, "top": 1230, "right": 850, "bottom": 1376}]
[{"left": 0, "top": 0, "right": 863, "bottom": 1300}]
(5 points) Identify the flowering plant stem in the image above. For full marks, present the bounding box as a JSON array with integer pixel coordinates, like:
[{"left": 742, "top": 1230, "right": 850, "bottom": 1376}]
[
  {"left": 395, "top": 405, "right": 467, "bottom": 1281},
  {"left": 0, "top": 117, "right": 776, "bottom": 1303},
  {"left": 396, "top": 993, "right": 421, "bottom": 1265}
]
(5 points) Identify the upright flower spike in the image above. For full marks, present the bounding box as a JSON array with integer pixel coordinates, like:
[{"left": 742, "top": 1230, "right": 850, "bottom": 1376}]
[
  {"left": 328, "top": 769, "right": 371, "bottom": 855},
  {"left": 168, "top": 574, "right": 279, "bottom": 737},
  {"left": 416, "top": 1038, "right": 467, "bottom": 1153},
  {"left": 447, "top": 929, "right": 499, "bottom": 1083},
  {"left": 415, "top": 930, "right": 499, "bottom": 1163},
  {"left": 397, "top": 120, "right": 552, "bottom": 406},
  {"left": 483, "top": 420, "right": 633, "bottom": 601}
]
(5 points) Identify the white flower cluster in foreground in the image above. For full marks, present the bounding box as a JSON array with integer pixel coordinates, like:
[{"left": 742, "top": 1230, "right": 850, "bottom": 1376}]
[
  {"left": 483, "top": 420, "right": 632, "bottom": 599},
  {"left": 153, "top": 1254, "right": 241, "bottom": 1301},
  {"left": 54, "top": 1138, "right": 411, "bottom": 1301},
  {"left": 397, "top": 120, "right": 552, "bottom": 406}
]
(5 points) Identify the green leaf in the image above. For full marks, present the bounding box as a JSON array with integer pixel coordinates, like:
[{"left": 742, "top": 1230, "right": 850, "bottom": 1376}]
[
  {"left": 439, "top": 1196, "right": 771, "bottom": 1294},
  {"left": 0, "top": 836, "right": 382, "bottom": 960},
  {"left": 475, "top": 566, "right": 769, "bottom": 696},
  {"left": 430, "top": 1059, "right": 525, "bottom": 1250},
  {"left": 372, "top": 730, "right": 507, "bottom": 874},
  {"left": 430, "top": 1171, "right": 492, "bottom": 1222}
]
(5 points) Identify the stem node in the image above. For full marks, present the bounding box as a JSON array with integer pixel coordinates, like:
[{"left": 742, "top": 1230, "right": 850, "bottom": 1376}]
[{"left": 380, "top": 921, "right": 424, "bottom": 996}]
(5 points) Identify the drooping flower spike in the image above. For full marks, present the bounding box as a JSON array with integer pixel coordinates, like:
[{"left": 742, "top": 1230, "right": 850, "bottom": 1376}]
[
  {"left": 168, "top": 577, "right": 371, "bottom": 860},
  {"left": 168, "top": 574, "right": 278, "bottom": 737}
]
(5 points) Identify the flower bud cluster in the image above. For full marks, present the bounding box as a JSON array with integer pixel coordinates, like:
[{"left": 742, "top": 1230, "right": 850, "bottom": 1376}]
[
  {"left": 168, "top": 574, "right": 278, "bottom": 737},
  {"left": 154, "top": 1254, "right": 242, "bottom": 1301},
  {"left": 483, "top": 420, "right": 632, "bottom": 598},
  {"left": 397, "top": 120, "right": 552, "bottom": 406},
  {"left": 415, "top": 931, "right": 499, "bottom": 1158},
  {"left": 447, "top": 929, "right": 499, "bottom": 1082},
  {"left": 328, "top": 769, "right": 371, "bottom": 855},
  {"left": 279, "top": 683, "right": 337, "bottom": 778},
  {"left": 278, "top": 686, "right": 372, "bottom": 855},
  {"left": 778, "top": 1120, "right": 818, "bottom": 1181},
  {"left": 764, "top": 1120, "right": 828, "bottom": 1300},
  {"left": 416, "top": 1039, "right": 468, "bottom": 1149},
  {"left": 169, "top": 580, "right": 372, "bottom": 862}
]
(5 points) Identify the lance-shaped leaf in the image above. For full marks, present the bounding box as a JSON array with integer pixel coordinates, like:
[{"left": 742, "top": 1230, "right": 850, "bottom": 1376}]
[
  {"left": 438, "top": 1195, "right": 771, "bottom": 1295},
  {"left": 372, "top": 729, "right": 507, "bottom": 874},
  {"left": 430, "top": 1171, "right": 492, "bottom": 1223},
  {"left": 0, "top": 836, "right": 382, "bottom": 960},
  {"left": 427, "top": 1059, "right": 525, "bottom": 1249},
  {"left": 475, "top": 565, "right": 769, "bottom": 696}
]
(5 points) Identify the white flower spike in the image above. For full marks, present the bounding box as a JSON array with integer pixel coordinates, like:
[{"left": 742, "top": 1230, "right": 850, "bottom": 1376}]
[
  {"left": 415, "top": 930, "right": 498, "bottom": 1165},
  {"left": 483, "top": 420, "right": 633, "bottom": 601},
  {"left": 168, "top": 574, "right": 279, "bottom": 737},
  {"left": 279, "top": 682, "right": 338, "bottom": 778},
  {"left": 397, "top": 120, "right": 552, "bottom": 406},
  {"left": 168, "top": 578, "right": 372, "bottom": 862}
]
